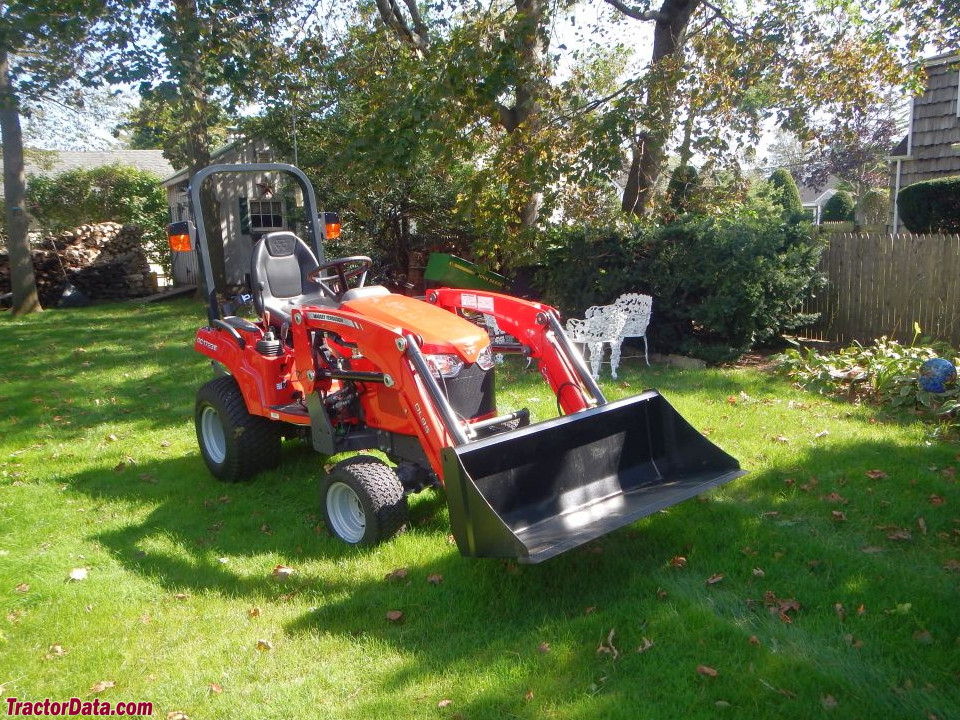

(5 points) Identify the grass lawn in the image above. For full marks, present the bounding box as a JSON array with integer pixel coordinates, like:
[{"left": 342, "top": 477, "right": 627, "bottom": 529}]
[{"left": 1, "top": 298, "right": 959, "bottom": 719}]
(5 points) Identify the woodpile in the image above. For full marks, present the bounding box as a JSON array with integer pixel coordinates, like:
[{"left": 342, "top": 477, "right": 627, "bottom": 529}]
[{"left": 0, "top": 222, "right": 156, "bottom": 307}]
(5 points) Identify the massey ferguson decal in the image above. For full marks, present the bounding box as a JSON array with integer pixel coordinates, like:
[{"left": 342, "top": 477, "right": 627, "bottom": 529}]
[{"left": 306, "top": 311, "right": 361, "bottom": 330}]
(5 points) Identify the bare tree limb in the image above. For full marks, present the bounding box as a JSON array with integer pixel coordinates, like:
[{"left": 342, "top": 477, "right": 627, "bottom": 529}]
[
  {"left": 374, "top": 0, "right": 430, "bottom": 55},
  {"left": 601, "top": 0, "right": 665, "bottom": 22}
]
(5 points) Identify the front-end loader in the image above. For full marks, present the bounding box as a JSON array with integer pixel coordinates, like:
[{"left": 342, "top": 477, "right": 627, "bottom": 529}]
[{"left": 176, "top": 164, "right": 745, "bottom": 563}]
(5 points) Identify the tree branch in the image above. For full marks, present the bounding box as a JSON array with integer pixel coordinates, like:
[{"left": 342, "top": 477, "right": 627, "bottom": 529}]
[
  {"left": 375, "top": 0, "right": 430, "bottom": 55},
  {"left": 602, "top": 0, "right": 665, "bottom": 22}
]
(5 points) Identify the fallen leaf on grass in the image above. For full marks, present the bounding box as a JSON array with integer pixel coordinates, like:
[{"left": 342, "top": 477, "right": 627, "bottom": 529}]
[
  {"left": 89, "top": 680, "right": 115, "bottom": 694},
  {"left": 861, "top": 546, "right": 884, "bottom": 554},
  {"left": 752, "top": 568, "right": 765, "bottom": 578},
  {"left": 822, "top": 694, "right": 838, "bottom": 710},
  {"left": 166, "top": 712, "right": 190, "bottom": 720},
  {"left": 45, "top": 644, "right": 67, "bottom": 659},
  {"left": 823, "top": 492, "right": 847, "bottom": 504},
  {"left": 834, "top": 603, "right": 846, "bottom": 621},
  {"left": 15, "top": 582, "right": 29, "bottom": 593},
  {"left": 670, "top": 555, "right": 687, "bottom": 568},
  {"left": 697, "top": 665, "right": 718, "bottom": 678},
  {"left": 68, "top": 568, "right": 87, "bottom": 582},
  {"left": 636, "top": 637, "right": 654, "bottom": 654},
  {"left": 596, "top": 629, "right": 619, "bottom": 660},
  {"left": 260, "top": 523, "right": 273, "bottom": 536},
  {"left": 918, "top": 517, "right": 928, "bottom": 535},
  {"left": 705, "top": 573, "right": 724, "bottom": 586},
  {"left": 437, "top": 699, "right": 452, "bottom": 708},
  {"left": 843, "top": 633, "right": 864, "bottom": 649},
  {"left": 524, "top": 690, "right": 535, "bottom": 702},
  {"left": 944, "top": 559, "right": 960, "bottom": 573},
  {"left": 930, "top": 494, "right": 946, "bottom": 506},
  {"left": 865, "top": 469, "right": 887, "bottom": 480},
  {"left": 248, "top": 607, "right": 261, "bottom": 619},
  {"left": 886, "top": 529, "right": 912, "bottom": 541},
  {"left": 272, "top": 564, "right": 295, "bottom": 580},
  {"left": 427, "top": 573, "right": 443, "bottom": 585},
  {"left": 537, "top": 642, "right": 551, "bottom": 654},
  {"left": 831, "top": 511, "right": 847, "bottom": 522},
  {"left": 584, "top": 605, "right": 597, "bottom": 615},
  {"left": 386, "top": 610, "right": 404, "bottom": 623},
  {"left": 385, "top": 567, "right": 408, "bottom": 583},
  {"left": 173, "top": 592, "right": 189, "bottom": 601},
  {"left": 208, "top": 682, "right": 223, "bottom": 694},
  {"left": 255, "top": 639, "right": 272, "bottom": 652},
  {"left": 748, "top": 635, "right": 760, "bottom": 646}
]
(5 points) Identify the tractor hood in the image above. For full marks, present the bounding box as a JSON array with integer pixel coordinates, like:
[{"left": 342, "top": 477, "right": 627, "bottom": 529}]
[{"left": 343, "top": 293, "right": 490, "bottom": 364}]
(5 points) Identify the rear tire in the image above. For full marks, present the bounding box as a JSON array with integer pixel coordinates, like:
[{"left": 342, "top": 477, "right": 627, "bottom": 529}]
[
  {"left": 195, "top": 376, "right": 280, "bottom": 482},
  {"left": 321, "top": 456, "right": 407, "bottom": 546}
]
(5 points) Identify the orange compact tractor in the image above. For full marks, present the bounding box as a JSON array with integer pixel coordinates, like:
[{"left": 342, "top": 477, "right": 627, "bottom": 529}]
[{"left": 176, "top": 164, "right": 744, "bottom": 563}]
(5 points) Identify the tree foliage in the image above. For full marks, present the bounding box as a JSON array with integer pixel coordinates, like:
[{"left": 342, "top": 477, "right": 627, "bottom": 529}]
[
  {"left": 0, "top": 0, "right": 117, "bottom": 313},
  {"left": 768, "top": 168, "right": 804, "bottom": 219}
]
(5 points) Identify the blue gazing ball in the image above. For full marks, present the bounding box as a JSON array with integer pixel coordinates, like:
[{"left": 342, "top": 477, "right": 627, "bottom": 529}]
[{"left": 918, "top": 358, "right": 957, "bottom": 393}]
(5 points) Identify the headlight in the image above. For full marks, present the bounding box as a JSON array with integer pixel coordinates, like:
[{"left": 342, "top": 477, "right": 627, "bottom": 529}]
[
  {"left": 476, "top": 345, "right": 495, "bottom": 371},
  {"left": 425, "top": 353, "right": 465, "bottom": 378}
]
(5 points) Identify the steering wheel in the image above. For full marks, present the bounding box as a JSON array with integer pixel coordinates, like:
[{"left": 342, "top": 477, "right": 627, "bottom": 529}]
[{"left": 307, "top": 256, "right": 374, "bottom": 301}]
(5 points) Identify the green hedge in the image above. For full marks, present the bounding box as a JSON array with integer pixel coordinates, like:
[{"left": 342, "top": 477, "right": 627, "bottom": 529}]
[
  {"left": 821, "top": 190, "right": 855, "bottom": 222},
  {"left": 537, "top": 188, "right": 825, "bottom": 363},
  {"left": 898, "top": 176, "right": 960, "bottom": 233},
  {"left": 26, "top": 164, "right": 170, "bottom": 273}
]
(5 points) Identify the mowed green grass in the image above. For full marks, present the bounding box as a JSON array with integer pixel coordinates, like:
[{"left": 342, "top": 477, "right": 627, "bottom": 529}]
[{"left": 1, "top": 298, "right": 958, "bottom": 719}]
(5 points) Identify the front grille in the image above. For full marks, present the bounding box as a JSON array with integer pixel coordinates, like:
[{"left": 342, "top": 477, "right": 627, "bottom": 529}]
[{"left": 440, "top": 363, "right": 495, "bottom": 420}]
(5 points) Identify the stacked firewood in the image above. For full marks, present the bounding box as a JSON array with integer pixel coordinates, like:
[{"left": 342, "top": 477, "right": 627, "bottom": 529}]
[{"left": 0, "top": 223, "right": 155, "bottom": 307}]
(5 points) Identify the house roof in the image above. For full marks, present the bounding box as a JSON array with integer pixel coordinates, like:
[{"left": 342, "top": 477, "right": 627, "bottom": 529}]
[
  {"left": 797, "top": 175, "right": 841, "bottom": 205},
  {"left": 0, "top": 149, "right": 174, "bottom": 198},
  {"left": 888, "top": 135, "right": 910, "bottom": 159},
  {"left": 25, "top": 150, "right": 174, "bottom": 179}
]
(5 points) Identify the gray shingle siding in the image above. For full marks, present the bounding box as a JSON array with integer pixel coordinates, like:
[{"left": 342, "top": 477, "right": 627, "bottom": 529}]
[{"left": 889, "top": 54, "right": 960, "bottom": 229}]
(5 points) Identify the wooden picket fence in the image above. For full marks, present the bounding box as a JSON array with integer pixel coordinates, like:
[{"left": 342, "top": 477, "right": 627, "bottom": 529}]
[{"left": 801, "top": 232, "right": 960, "bottom": 347}]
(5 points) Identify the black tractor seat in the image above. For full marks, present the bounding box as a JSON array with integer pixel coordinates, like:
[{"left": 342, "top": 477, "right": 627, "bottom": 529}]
[
  {"left": 250, "top": 231, "right": 391, "bottom": 328},
  {"left": 250, "top": 231, "right": 335, "bottom": 326}
]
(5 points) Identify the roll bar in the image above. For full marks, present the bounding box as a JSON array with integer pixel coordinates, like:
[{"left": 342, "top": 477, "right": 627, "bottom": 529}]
[{"left": 187, "top": 163, "right": 327, "bottom": 325}]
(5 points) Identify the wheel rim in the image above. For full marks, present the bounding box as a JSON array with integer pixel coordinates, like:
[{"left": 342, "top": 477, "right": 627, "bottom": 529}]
[
  {"left": 326, "top": 481, "right": 366, "bottom": 543},
  {"left": 200, "top": 405, "right": 227, "bottom": 464}
]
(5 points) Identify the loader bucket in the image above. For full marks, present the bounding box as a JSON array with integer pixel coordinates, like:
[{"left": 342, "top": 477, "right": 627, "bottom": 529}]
[{"left": 442, "top": 391, "right": 745, "bottom": 563}]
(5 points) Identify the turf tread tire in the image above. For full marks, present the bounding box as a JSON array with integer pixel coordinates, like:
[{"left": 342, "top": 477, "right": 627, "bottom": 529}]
[
  {"left": 321, "top": 455, "right": 408, "bottom": 546},
  {"left": 195, "top": 375, "right": 281, "bottom": 483}
]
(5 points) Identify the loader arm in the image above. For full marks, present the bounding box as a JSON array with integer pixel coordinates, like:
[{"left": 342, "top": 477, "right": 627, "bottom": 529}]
[{"left": 426, "top": 288, "right": 603, "bottom": 414}]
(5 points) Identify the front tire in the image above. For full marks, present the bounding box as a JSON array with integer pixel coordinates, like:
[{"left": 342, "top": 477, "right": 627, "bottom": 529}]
[
  {"left": 321, "top": 456, "right": 408, "bottom": 546},
  {"left": 195, "top": 376, "right": 280, "bottom": 482}
]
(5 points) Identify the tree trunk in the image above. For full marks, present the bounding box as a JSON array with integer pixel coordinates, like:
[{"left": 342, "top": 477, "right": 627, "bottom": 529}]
[
  {"left": 172, "top": 0, "right": 225, "bottom": 293},
  {"left": 621, "top": 0, "right": 700, "bottom": 216},
  {"left": 0, "top": 47, "right": 40, "bottom": 314}
]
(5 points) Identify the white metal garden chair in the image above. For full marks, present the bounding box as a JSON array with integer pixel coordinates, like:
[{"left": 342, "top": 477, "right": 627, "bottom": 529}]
[
  {"left": 612, "top": 292, "right": 653, "bottom": 369},
  {"left": 565, "top": 304, "right": 627, "bottom": 379}
]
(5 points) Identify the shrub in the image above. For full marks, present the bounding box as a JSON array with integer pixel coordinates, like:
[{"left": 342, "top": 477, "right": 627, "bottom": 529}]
[
  {"left": 768, "top": 168, "right": 804, "bottom": 219},
  {"left": 26, "top": 164, "right": 170, "bottom": 273},
  {"left": 536, "top": 226, "right": 647, "bottom": 317},
  {"left": 637, "top": 195, "right": 824, "bottom": 362},
  {"left": 538, "top": 187, "right": 825, "bottom": 363},
  {"left": 856, "top": 187, "right": 889, "bottom": 226},
  {"left": 821, "top": 190, "right": 855, "bottom": 222},
  {"left": 897, "top": 176, "right": 960, "bottom": 233}
]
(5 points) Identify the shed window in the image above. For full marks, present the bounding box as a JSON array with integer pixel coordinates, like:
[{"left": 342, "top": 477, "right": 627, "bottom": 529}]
[{"left": 249, "top": 200, "right": 284, "bottom": 230}]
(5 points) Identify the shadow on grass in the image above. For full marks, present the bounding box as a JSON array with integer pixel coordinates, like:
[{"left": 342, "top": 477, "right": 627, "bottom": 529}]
[{"left": 66, "top": 431, "right": 960, "bottom": 719}]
